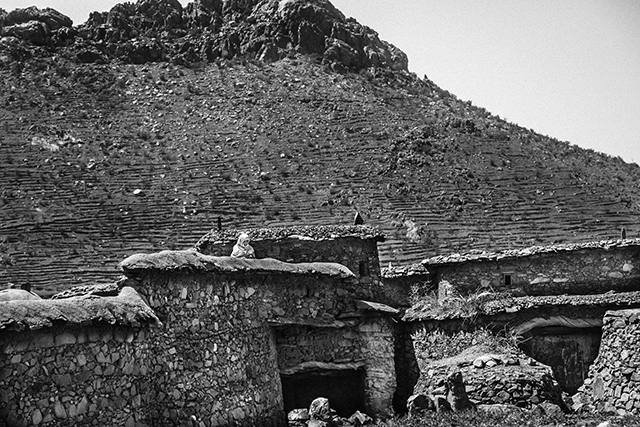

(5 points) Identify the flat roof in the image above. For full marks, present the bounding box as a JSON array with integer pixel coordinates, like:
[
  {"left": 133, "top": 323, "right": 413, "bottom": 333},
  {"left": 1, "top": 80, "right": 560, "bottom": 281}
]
[
  {"left": 381, "top": 263, "right": 431, "bottom": 279},
  {"left": 120, "top": 249, "right": 356, "bottom": 279},
  {"left": 402, "top": 290, "right": 640, "bottom": 322},
  {"left": 0, "top": 287, "right": 159, "bottom": 332},
  {"left": 195, "top": 224, "right": 385, "bottom": 250}
]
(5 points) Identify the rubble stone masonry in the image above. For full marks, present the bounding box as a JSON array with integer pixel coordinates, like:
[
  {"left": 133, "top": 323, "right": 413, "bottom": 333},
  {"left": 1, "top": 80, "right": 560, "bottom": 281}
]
[
  {"left": 1, "top": 251, "right": 397, "bottom": 427},
  {"left": 577, "top": 308, "right": 640, "bottom": 415},
  {"left": 435, "top": 246, "right": 640, "bottom": 296},
  {"left": 0, "top": 325, "right": 153, "bottom": 427}
]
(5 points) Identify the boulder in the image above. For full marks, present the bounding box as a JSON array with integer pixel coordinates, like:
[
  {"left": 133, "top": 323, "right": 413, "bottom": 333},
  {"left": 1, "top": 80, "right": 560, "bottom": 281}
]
[
  {"left": 531, "top": 401, "right": 564, "bottom": 417},
  {"left": 406, "top": 393, "right": 434, "bottom": 417},
  {"left": 288, "top": 408, "right": 310, "bottom": 421},
  {"left": 347, "top": 410, "right": 372, "bottom": 425},
  {"left": 309, "top": 397, "right": 332, "bottom": 421},
  {"left": 184, "top": 0, "right": 223, "bottom": 29},
  {"left": 4, "top": 6, "right": 72, "bottom": 30},
  {"left": 432, "top": 395, "right": 451, "bottom": 413},
  {"left": 1, "top": 21, "right": 50, "bottom": 45}
]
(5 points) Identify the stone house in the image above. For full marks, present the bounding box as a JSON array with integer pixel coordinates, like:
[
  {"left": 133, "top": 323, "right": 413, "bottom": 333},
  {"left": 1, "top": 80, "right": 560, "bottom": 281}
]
[
  {"left": 423, "top": 238, "right": 640, "bottom": 297},
  {"left": 1, "top": 227, "right": 399, "bottom": 426},
  {"left": 0, "top": 287, "right": 160, "bottom": 426},
  {"left": 195, "top": 225, "right": 384, "bottom": 284},
  {"left": 121, "top": 249, "right": 398, "bottom": 425}
]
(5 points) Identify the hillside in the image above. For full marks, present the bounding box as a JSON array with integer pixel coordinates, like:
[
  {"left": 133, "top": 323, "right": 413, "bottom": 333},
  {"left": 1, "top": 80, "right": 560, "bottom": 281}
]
[{"left": 2, "top": 0, "right": 640, "bottom": 296}]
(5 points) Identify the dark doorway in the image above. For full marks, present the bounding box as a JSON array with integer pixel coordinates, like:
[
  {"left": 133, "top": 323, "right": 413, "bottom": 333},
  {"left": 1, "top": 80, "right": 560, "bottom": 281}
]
[
  {"left": 519, "top": 326, "right": 602, "bottom": 394},
  {"left": 281, "top": 369, "right": 366, "bottom": 417}
]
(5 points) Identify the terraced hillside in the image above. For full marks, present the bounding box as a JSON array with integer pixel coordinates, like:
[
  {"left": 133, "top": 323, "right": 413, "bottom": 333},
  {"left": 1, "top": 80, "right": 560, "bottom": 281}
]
[{"left": 1, "top": 0, "right": 640, "bottom": 296}]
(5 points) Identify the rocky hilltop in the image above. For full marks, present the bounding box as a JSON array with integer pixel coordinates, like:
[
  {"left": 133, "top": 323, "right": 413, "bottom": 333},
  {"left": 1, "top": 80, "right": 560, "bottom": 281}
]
[
  {"left": 0, "top": 0, "right": 407, "bottom": 71},
  {"left": 1, "top": 0, "right": 640, "bottom": 295}
]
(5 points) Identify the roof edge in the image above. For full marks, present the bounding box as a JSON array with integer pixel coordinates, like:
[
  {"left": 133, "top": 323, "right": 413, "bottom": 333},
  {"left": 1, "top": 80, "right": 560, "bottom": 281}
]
[
  {"left": 423, "top": 238, "right": 640, "bottom": 267},
  {"left": 120, "top": 249, "right": 356, "bottom": 279}
]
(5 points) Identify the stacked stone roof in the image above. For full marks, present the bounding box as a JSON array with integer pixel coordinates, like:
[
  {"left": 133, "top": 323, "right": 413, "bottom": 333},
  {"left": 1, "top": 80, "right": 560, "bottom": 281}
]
[
  {"left": 402, "top": 290, "right": 640, "bottom": 322},
  {"left": 195, "top": 225, "right": 385, "bottom": 250},
  {"left": 381, "top": 263, "right": 430, "bottom": 279},
  {"left": 422, "top": 238, "right": 640, "bottom": 267}
]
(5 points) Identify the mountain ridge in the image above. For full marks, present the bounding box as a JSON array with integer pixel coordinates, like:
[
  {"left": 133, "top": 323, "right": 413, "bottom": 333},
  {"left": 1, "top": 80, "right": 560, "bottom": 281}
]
[{"left": 1, "top": 0, "right": 640, "bottom": 296}]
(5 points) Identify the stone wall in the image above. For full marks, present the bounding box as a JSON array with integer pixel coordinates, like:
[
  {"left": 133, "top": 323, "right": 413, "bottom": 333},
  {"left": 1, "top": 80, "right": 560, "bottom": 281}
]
[
  {"left": 357, "top": 317, "right": 397, "bottom": 418},
  {"left": 435, "top": 246, "right": 640, "bottom": 296},
  {"left": 576, "top": 308, "right": 640, "bottom": 415},
  {"left": 199, "top": 237, "right": 382, "bottom": 280},
  {"left": 276, "top": 324, "right": 363, "bottom": 369},
  {"left": 1, "top": 246, "right": 400, "bottom": 426},
  {"left": 408, "top": 325, "right": 567, "bottom": 410},
  {"left": 274, "top": 316, "right": 397, "bottom": 419},
  {"left": 124, "top": 252, "right": 397, "bottom": 425},
  {"left": 0, "top": 325, "right": 152, "bottom": 427},
  {"left": 519, "top": 327, "right": 602, "bottom": 394},
  {"left": 134, "top": 270, "right": 337, "bottom": 427}
]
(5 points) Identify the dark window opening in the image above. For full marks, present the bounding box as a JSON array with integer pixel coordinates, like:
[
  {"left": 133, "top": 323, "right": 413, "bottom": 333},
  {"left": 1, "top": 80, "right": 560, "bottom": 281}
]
[
  {"left": 503, "top": 274, "right": 512, "bottom": 287},
  {"left": 281, "top": 369, "right": 366, "bottom": 417},
  {"left": 359, "top": 261, "right": 369, "bottom": 277}
]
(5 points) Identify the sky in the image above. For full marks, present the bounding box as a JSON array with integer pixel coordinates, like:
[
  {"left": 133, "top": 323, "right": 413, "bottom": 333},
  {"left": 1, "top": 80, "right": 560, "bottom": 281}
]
[{"left": 3, "top": 0, "right": 640, "bottom": 164}]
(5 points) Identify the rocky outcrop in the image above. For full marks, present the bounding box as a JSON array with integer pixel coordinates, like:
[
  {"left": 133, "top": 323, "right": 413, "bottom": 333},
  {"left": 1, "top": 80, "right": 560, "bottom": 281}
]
[
  {"left": 0, "top": 6, "right": 74, "bottom": 46},
  {"left": 2, "top": 6, "right": 73, "bottom": 30},
  {"left": 1, "top": 0, "right": 408, "bottom": 70}
]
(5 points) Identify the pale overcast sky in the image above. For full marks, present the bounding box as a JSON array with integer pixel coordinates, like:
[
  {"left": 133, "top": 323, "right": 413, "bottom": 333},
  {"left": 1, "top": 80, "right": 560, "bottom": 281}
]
[{"left": 3, "top": 0, "right": 640, "bottom": 164}]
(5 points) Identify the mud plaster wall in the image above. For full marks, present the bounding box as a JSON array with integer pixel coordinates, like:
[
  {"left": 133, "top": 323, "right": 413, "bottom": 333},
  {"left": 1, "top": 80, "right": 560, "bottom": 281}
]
[
  {"left": 0, "top": 325, "right": 152, "bottom": 427},
  {"left": 577, "top": 309, "right": 640, "bottom": 415},
  {"left": 436, "top": 247, "right": 640, "bottom": 296}
]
